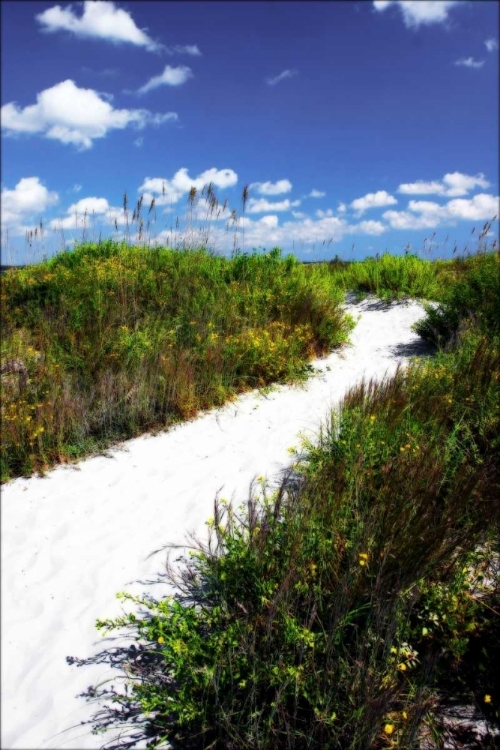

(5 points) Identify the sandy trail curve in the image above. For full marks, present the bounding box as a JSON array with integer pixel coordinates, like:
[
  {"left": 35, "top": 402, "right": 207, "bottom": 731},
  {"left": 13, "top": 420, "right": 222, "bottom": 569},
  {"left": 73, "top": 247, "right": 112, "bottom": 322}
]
[{"left": 2, "top": 296, "right": 433, "bottom": 749}]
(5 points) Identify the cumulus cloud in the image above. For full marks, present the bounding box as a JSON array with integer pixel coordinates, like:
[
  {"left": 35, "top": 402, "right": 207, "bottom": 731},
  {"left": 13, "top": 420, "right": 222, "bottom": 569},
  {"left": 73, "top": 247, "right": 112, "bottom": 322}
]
[
  {"left": 446, "top": 194, "right": 499, "bottom": 221},
  {"left": 398, "top": 172, "right": 490, "bottom": 197},
  {"left": 1, "top": 79, "right": 177, "bottom": 150},
  {"left": 350, "top": 190, "right": 397, "bottom": 215},
  {"left": 48, "top": 196, "right": 113, "bottom": 230},
  {"left": 266, "top": 69, "right": 298, "bottom": 86},
  {"left": 309, "top": 189, "right": 326, "bottom": 198},
  {"left": 383, "top": 192, "right": 499, "bottom": 229},
  {"left": 353, "top": 220, "right": 386, "bottom": 235},
  {"left": 249, "top": 179, "right": 292, "bottom": 196},
  {"left": 139, "top": 167, "right": 238, "bottom": 206},
  {"left": 485, "top": 38, "right": 499, "bottom": 52},
  {"left": 373, "top": 1, "right": 460, "bottom": 29},
  {"left": 455, "top": 57, "right": 485, "bottom": 69},
  {"left": 137, "top": 65, "right": 193, "bottom": 95},
  {"left": 1, "top": 177, "right": 59, "bottom": 233},
  {"left": 36, "top": 1, "right": 162, "bottom": 51},
  {"left": 246, "top": 198, "right": 301, "bottom": 214}
]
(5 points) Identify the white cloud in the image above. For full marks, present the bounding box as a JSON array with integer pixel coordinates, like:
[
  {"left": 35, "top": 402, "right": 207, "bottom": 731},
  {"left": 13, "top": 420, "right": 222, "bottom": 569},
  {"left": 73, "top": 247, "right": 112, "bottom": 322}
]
[
  {"left": 398, "top": 179, "right": 447, "bottom": 195},
  {"left": 49, "top": 195, "right": 143, "bottom": 232},
  {"left": 139, "top": 167, "right": 238, "bottom": 206},
  {"left": 71, "top": 183, "right": 82, "bottom": 193},
  {"left": 291, "top": 211, "right": 306, "bottom": 219},
  {"left": 442, "top": 172, "right": 490, "bottom": 196},
  {"left": 350, "top": 190, "right": 397, "bottom": 215},
  {"left": 1, "top": 79, "right": 177, "bottom": 150},
  {"left": 67, "top": 197, "right": 110, "bottom": 215},
  {"left": 1, "top": 177, "right": 59, "bottom": 233},
  {"left": 337, "top": 202, "right": 347, "bottom": 214},
  {"left": 446, "top": 193, "right": 499, "bottom": 221},
  {"left": 485, "top": 38, "right": 499, "bottom": 52},
  {"left": 137, "top": 65, "right": 193, "bottom": 95},
  {"left": 455, "top": 57, "right": 485, "bottom": 69},
  {"left": 246, "top": 198, "right": 301, "bottom": 214},
  {"left": 249, "top": 179, "right": 292, "bottom": 196},
  {"left": 353, "top": 220, "right": 386, "bottom": 235},
  {"left": 266, "top": 69, "right": 298, "bottom": 86},
  {"left": 382, "top": 209, "right": 441, "bottom": 230},
  {"left": 398, "top": 172, "right": 490, "bottom": 197},
  {"left": 316, "top": 209, "right": 334, "bottom": 218},
  {"left": 36, "top": 1, "right": 162, "bottom": 51},
  {"left": 48, "top": 196, "right": 115, "bottom": 230},
  {"left": 309, "top": 189, "right": 326, "bottom": 198},
  {"left": 373, "top": 1, "right": 460, "bottom": 29},
  {"left": 383, "top": 192, "right": 499, "bottom": 229},
  {"left": 134, "top": 136, "right": 144, "bottom": 147},
  {"left": 259, "top": 215, "right": 279, "bottom": 228}
]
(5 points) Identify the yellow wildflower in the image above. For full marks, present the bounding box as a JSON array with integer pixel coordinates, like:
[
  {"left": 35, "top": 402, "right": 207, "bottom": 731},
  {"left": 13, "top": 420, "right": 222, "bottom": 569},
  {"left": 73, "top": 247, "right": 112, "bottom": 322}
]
[
  {"left": 384, "top": 723, "right": 395, "bottom": 735},
  {"left": 484, "top": 694, "right": 492, "bottom": 704}
]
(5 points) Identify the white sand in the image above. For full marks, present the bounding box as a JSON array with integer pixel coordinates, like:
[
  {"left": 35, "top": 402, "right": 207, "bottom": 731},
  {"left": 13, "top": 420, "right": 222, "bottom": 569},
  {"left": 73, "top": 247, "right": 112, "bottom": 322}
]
[{"left": 2, "top": 296, "right": 433, "bottom": 749}]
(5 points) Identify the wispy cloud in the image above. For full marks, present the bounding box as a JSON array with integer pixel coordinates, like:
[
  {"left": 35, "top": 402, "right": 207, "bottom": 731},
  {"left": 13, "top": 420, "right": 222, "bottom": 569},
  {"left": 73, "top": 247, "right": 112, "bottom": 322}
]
[
  {"left": 137, "top": 65, "right": 193, "bottom": 95},
  {"left": 266, "top": 69, "right": 298, "bottom": 86},
  {"left": 454, "top": 57, "right": 485, "bottom": 69},
  {"left": 308, "top": 189, "right": 326, "bottom": 198},
  {"left": 134, "top": 137, "right": 144, "bottom": 148},
  {"left": 249, "top": 179, "right": 292, "bottom": 196},
  {"left": 36, "top": 1, "right": 162, "bottom": 52},
  {"left": 373, "top": 1, "right": 461, "bottom": 29},
  {"left": 485, "top": 38, "right": 499, "bottom": 52},
  {"left": 350, "top": 190, "right": 397, "bottom": 215},
  {"left": 398, "top": 172, "right": 490, "bottom": 197},
  {"left": 167, "top": 44, "right": 201, "bottom": 56},
  {"left": 1, "top": 80, "right": 177, "bottom": 150}
]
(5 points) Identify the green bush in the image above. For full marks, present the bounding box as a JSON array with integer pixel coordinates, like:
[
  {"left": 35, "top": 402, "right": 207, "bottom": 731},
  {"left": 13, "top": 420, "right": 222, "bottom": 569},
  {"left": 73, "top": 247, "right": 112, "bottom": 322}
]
[{"left": 415, "top": 252, "right": 500, "bottom": 346}]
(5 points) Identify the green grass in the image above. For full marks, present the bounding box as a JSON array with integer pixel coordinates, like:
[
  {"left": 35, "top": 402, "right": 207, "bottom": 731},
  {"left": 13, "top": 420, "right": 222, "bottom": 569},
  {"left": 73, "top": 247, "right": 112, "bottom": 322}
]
[
  {"left": 96, "top": 324, "right": 499, "bottom": 750},
  {"left": 89, "top": 246, "right": 499, "bottom": 749},
  {"left": 324, "top": 251, "right": 440, "bottom": 301},
  {"left": 0, "top": 241, "right": 353, "bottom": 482}
]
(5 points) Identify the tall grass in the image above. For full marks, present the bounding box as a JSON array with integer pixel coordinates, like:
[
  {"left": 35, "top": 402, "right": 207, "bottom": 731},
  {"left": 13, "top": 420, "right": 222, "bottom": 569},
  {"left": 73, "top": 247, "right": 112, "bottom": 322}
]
[
  {"left": 325, "top": 252, "right": 440, "bottom": 301},
  {"left": 0, "top": 240, "right": 352, "bottom": 482},
  {"left": 90, "top": 247, "right": 499, "bottom": 748},
  {"left": 95, "top": 323, "right": 499, "bottom": 749}
]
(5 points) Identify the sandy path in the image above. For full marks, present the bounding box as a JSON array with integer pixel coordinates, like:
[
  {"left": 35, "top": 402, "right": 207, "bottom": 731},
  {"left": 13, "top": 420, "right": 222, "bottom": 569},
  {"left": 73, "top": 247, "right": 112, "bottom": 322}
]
[{"left": 2, "top": 296, "right": 432, "bottom": 749}]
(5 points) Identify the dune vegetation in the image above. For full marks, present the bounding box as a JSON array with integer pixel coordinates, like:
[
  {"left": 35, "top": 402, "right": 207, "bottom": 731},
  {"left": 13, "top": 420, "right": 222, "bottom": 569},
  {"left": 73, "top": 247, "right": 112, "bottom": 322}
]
[
  {"left": 1, "top": 188, "right": 499, "bottom": 747},
  {"left": 92, "top": 243, "right": 499, "bottom": 749}
]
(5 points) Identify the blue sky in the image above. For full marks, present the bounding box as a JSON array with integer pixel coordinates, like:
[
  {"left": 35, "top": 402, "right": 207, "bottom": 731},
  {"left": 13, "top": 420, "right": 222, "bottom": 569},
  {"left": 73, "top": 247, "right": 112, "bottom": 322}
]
[{"left": 1, "top": 0, "right": 499, "bottom": 264}]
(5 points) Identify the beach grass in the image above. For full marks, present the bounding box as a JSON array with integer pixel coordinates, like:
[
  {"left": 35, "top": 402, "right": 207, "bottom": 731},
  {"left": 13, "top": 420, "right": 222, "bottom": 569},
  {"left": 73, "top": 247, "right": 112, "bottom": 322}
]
[
  {"left": 1, "top": 237, "right": 353, "bottom": 482},
  {"left": 92, "top": 243, "right": 499, "bottom": 749}
]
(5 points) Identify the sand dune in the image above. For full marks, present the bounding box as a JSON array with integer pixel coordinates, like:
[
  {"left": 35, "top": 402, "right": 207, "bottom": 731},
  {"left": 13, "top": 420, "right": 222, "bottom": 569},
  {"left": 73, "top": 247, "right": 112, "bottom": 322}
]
[{"left": 2, "top": 296, "right": 432, "bottom": 749}]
